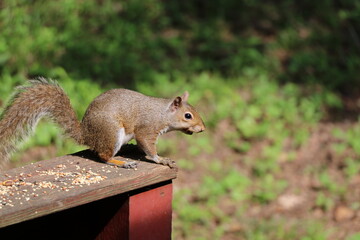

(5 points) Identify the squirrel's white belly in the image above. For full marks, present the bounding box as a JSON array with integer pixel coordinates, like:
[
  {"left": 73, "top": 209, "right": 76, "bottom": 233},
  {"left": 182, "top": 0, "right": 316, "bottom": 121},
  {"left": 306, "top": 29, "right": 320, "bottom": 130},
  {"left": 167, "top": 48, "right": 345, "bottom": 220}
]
[{"left": 113, "top": 128, "right": 134, "bottom": 156}]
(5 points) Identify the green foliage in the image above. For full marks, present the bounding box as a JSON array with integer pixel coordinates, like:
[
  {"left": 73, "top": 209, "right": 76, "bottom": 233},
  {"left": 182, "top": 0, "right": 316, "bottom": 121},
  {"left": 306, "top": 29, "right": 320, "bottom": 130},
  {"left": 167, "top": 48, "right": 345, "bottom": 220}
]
[
  {"left": 333, "top": 123, "right": 360, "bottom": 156},
  {"left": 344, "top": 158, "right": 360, "bottom": 179},
  {"left": 0, "top": 0, "right": 271, "bottom": 85},
  {"left": 3, "top": 0, "right": 360, "bottom": 90},
  {"left": 1, "top": 1, "right": 359, "bottom": 239},
  {"left": 245, "top": 220, "right": 329, "bottom": 240},
  {"left": 187, "top": 135, "right": 214, "bottom": 156},
  {"left": 173, "top": 168, "right": 251, "bottom": 239},
  {"left": 347, "top": 233, "right": 360, "bottom": 240},
  {"left": 332, "top": 124, "right": 360, "bottom": 181},
  {"left": 252, "top": 174, "right": 288, "bottom": 204},
  {"left": 318, "top": 171, "right": 346, "bottom": 196},
  {"left": 143, "top": 72, "right": 343, "bottom": 238},
  {"left": 199, "top": 169, "right": 251, "bottom": 203},
  {"left": 315, "top": 192, "right": 334, "bottom": 211}
]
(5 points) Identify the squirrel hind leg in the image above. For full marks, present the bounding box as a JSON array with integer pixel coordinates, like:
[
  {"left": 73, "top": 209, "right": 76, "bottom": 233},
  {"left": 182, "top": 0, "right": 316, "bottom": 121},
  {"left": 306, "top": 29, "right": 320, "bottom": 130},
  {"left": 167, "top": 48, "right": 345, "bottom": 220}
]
[
  {"left": 98, "top": 152, "right": 138, "bottom": 169},
  {"left": 106, "top": 158, "right": 138, "bottom": 169}
]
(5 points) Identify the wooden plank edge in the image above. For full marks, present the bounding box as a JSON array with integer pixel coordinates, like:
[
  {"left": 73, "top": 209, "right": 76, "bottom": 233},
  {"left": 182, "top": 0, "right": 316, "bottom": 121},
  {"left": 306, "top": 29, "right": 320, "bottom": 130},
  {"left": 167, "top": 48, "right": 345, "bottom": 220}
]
[{"left": 0, "top": 153, "right": 177, "bottom": 228}]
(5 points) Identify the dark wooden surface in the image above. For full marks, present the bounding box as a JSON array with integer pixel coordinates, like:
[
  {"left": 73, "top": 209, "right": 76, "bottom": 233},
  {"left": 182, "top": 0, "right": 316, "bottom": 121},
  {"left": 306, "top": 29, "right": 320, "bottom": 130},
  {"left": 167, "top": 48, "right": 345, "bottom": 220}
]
[
  {"left": 0, "top": 145, "right": 177, "bottom": 228},
  {"left": 0, "top": 181, "right": 173, "bottom": 240}
]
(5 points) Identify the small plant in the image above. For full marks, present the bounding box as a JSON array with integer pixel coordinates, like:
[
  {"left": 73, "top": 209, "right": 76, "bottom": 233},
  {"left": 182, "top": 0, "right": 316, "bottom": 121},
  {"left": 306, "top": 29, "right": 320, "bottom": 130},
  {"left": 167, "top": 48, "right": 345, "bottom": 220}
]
[
  {"left": 315, "top": 192, "right": 334, "bottom": 211},
  {"left": 252, "top": 174, "right": 288, "bottom": 204},
  {"left": 344, "top": 158, "right": 360, "bottom": 179},
  {"left": 318, "top": 171, "right": 346, "bottom": 196}
]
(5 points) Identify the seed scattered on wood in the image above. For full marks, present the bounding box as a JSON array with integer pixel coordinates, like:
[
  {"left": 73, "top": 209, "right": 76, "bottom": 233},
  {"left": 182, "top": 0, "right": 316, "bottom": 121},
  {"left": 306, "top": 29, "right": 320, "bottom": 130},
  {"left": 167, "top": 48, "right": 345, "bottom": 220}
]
[{"left": 2, "top": 180, "right": 14, "bottom": 186}]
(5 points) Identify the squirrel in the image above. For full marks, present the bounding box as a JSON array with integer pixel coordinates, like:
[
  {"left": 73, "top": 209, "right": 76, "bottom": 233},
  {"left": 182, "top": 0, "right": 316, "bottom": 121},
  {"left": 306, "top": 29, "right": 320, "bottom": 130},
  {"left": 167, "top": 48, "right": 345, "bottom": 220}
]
[{"left": 0, "top": 78, "right": 205, "bottom": 170}]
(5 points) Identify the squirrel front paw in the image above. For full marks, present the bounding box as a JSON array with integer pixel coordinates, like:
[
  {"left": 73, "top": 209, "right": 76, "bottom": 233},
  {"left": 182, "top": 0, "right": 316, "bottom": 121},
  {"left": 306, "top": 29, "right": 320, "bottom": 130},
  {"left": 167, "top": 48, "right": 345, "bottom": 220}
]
[
  {"left": 123, "top": 161, "right": 138, "bottom": 169},
  {"left": 159, "top": 157, "right": 176, "bottom": 168},
  {"left": 146, "top": 155, "right": 176, "bottom": 168}
]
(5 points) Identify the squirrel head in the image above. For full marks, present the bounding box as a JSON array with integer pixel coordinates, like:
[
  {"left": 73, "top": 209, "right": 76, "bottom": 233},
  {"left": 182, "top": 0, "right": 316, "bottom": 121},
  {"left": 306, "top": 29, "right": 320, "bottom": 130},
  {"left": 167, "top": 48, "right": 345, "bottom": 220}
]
[{"left": 168, "top": 91, "right": 206, "bottom": 135}]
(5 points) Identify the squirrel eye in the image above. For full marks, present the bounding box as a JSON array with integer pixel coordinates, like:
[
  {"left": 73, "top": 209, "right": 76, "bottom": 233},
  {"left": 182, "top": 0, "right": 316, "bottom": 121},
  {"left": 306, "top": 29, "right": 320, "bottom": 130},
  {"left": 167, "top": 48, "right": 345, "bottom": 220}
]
[{"left": 185, "top": 113, "right": 193, "bottom": 120}]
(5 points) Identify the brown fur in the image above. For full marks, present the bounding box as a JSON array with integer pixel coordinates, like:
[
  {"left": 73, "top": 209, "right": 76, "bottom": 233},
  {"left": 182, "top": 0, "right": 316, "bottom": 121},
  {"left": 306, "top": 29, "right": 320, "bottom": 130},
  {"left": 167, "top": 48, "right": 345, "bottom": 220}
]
[{"left": 0, "top": 78, "right": 205, "bottom": 169}]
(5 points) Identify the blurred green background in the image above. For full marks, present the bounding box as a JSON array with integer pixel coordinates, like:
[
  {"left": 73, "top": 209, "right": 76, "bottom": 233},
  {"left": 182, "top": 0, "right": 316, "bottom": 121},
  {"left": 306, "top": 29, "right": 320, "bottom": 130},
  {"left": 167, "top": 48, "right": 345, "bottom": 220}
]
[{"left": 2, "top": 0, "right": 360, "bottom": 239}]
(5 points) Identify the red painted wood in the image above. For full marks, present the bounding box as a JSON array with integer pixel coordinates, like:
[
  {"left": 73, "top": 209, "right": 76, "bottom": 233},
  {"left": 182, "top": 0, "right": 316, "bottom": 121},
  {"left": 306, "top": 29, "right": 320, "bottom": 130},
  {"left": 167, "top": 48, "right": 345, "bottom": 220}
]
[
  {"left": 95, "top": 181, "right": 173, "bottom": 240},
  {"left": 129, "top": 182, "right": 173, "bottom": 240}
]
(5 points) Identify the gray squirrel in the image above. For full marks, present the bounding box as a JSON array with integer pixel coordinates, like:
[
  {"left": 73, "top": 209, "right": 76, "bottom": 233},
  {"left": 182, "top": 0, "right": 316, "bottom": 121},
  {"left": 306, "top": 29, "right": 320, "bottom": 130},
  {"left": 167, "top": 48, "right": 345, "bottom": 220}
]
[{"left": 0, "top": 78, "right": 205, "bottom": 169}]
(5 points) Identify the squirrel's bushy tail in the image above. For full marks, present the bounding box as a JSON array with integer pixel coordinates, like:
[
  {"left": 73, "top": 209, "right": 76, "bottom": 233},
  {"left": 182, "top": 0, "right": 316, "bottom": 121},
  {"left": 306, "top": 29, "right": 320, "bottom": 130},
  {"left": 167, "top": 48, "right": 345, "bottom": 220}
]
[{"left": 0, "top": 78, "right": 83, "bottom": 169}]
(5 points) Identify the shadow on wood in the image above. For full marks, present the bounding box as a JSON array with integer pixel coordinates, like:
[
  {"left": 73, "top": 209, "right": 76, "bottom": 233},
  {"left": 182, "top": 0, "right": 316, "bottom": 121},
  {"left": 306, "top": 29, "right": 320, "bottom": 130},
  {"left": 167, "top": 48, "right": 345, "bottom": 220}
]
[{"left": 72, "top": 144, "right": 159, "bottom": 165}]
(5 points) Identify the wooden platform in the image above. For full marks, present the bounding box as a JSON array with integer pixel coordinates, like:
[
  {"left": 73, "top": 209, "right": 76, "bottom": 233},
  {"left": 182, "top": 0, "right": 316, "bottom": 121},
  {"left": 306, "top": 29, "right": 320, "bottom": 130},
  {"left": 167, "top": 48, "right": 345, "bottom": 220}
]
[{"left": 0, "top": 145, "right": 177, "bottom": 239}]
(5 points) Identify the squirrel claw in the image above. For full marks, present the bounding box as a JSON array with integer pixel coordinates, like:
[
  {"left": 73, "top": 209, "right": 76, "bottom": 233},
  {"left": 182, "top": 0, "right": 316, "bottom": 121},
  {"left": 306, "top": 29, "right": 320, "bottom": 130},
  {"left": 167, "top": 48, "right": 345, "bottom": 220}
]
[
  {"left": 123, "top": 161, "right": 138, "bottom": 169},
  {"left": 161, "top": 158, "right": 176, "bottom": 168},
  {"left": 146, "top": 155, "right": 176, "bottom": 168}
]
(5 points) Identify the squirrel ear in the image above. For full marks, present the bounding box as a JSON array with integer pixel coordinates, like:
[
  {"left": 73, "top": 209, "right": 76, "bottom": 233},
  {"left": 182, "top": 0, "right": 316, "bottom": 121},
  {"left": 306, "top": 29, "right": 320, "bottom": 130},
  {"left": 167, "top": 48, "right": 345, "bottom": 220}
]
[
  {"left": 181, "top": 91, "right": 189, "bottom": 102},
  {"left": 170, "top": 96, "right": 182, "bottom": 112}
]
